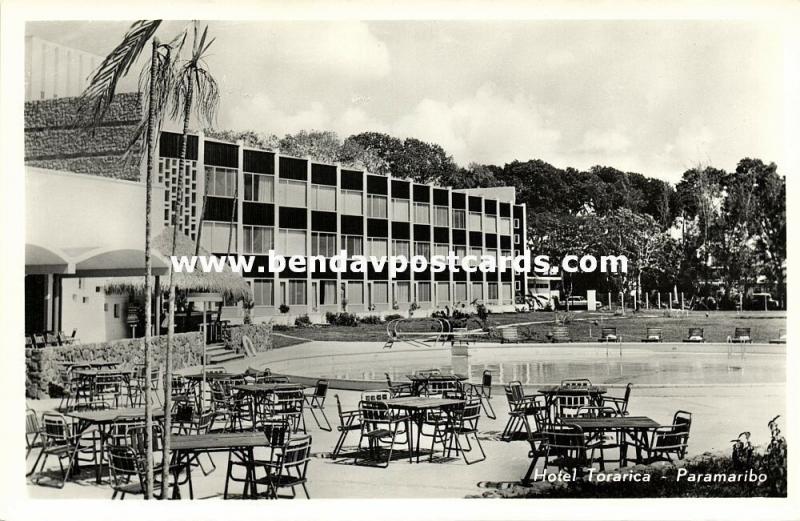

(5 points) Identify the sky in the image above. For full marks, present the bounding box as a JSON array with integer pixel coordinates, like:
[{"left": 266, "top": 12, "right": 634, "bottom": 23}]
[{"left": 27, "top": 20, "right": 786, "bottom": 183}]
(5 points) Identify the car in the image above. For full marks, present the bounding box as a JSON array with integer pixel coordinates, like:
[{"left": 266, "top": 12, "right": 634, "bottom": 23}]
[
  {"left": 558, "top": 296, "right": 588, "bottom": 310},
  {"left": 745, "top": 293, "right": 780, "bottom": 311}
]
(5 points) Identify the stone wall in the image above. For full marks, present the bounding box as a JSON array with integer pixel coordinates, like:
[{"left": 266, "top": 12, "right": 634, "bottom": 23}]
[
  {"left": 224, "top": 322, "right": 273, "bottom": 354},
  {"left": 25, "top": 331, "right": 203, "bottom": 399},
  {"left": 24, "top": 92, "right": 143, "bottom": 181}
]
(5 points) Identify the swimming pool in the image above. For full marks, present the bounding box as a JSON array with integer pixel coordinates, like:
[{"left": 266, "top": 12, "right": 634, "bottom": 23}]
[{"left": 267, "top": 343, "right": 786, "bottom": 387}]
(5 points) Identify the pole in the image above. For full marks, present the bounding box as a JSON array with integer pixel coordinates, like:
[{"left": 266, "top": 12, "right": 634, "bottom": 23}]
[
  {"left": 681, "top": 292, "right": 685, "bottom": 312},
  {"left": 657, "top": 292, "right": 661, "bottom": 309},
  {"left": 201, "top": 302, "right": 207, "bottom": 408},
  {"left": 645, "top": 292, "right": 649, "bottom": 310}
]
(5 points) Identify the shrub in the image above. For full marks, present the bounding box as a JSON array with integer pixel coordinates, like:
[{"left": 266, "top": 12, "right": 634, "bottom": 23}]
[
  {"left": 294, "top": 314, "right": 312, "bottom": 328},
  {"left": 279, "top": 304, "right": 290, "bottom": 314},
  {"left": 325, "top": 311, "right": 359, "bottom": 327},
  {"left": 475, "top": 303, "right": 491, "bottom": 327},
  {"left": 409, "top": 302, "right": 419, "bottom": 316},
  {"left": 384, "top": 313, "right": 403, "bottom": 322},
  {"left": 359, "top": 314, "right": 384, "bottom": 325}
]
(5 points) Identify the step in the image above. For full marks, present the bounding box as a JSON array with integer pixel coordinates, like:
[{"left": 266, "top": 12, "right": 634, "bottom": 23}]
[
  {"left": 205, "top": 347, "right": 228, "bottom": 356},
  {"left": 208, "top": 352, "right": 245, "bottom": 364}
]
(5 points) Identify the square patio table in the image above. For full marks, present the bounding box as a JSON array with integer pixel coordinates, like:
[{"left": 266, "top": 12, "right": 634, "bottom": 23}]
[
  {"left": 232, "top": 383, "right": 303, "bottom": 427},
  {"left": 168, "top": 432, "right": 278, "bottom": 499},
  {"left": 384, "top": 397, "right": 464, "bottom": 462},
  {"left": 66, "top": 407, "right": 166, "bottom": 484},
  {"left": 565, "top": 416, "right": 661, "bottom": 466}
]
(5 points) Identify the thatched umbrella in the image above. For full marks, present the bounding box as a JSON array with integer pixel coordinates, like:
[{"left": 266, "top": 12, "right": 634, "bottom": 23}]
[{"left": 105, "top": 226, "right": 252, "bottom": 303}]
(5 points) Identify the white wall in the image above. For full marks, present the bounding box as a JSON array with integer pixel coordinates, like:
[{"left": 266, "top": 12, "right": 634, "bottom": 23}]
[{"left": 61, "top": 278, "right": 130, "bottom": 343}]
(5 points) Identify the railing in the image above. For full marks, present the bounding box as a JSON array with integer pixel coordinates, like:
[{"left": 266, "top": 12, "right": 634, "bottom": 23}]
[{"left": 204, "top": 320, "right": 229, "bottom": 344}]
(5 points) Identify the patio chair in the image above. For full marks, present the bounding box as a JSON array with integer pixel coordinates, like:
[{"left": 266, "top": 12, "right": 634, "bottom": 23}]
[
  {"left": 354, "top": 401, "right": 410, "bottom": 467},
  {"left": 416, "top": 368, "right": 441, "bottom": 377},
  {"left": 683, "top": 328, "right": 705, "bottom": 343},
  {"left": 521, "top": 401, "right": 552, "bottom": 484},
  {"left": 253, "top": 434, "right": 313, "bottom": 499},
  {"left": 271, "top": 388, "right": 307, "bottom": 433},
  {"left": 265, "top": 375, "right": 290, "bottom": 383},
  {"left": 26, "top": 408, "right": 42, "bottom": 477},
  {"left": 107, "top": 445, "right": 149, "bottom": 499},
  {"left": 32, "top": 413, "right": 81, "bottom": 488},
  {"left": 641, "top": 327, "right": 663, "bottom": 342},
  {"left": 225, "top": 418, "right": 291, "bottom": 499},
  {"left": 167, "top": 374, "right": 194, "bottom": 412},
  {"left": 499, "top": 326, "right": 520, "bottom": 344},
  {"left": 25, "top": 336, "right": 33, "bottom": 348},
  {"left": 332, "top": 394, "right": 362, "bottom": 459},
  {"left": 602, "top": 383, "right": 633, "bottom": 415},
  {"left": 546, "top": 325, "right": 571, "bottom": 343},
  {"left": 304, "top": 379, "right": 332, "bottom": 431},
  {"left": 443, "top": 396, "right": 486, "bottom": 464},
  {"left": 93, "top": 373, "right": 124, "bottom": 408},
  {"left": 640, "top": 410, "right": 692, "bottom": 464},
  {"left": 561, "top": 378, "right": 592, "bottom": 388},
  {"left": 361, "top": 389, "right": 392, "bottom": 402},
  {"left": 425, "top": 377, "right": 462, "bottom": 397},
  {"left": 45, "top": 332, "right": 60, "bottom": 346},
  {"left": 210, "top": 381, "right": 251, "bottom": 432},
  {"left": 467, "top": 370, "right": 496, "bottom": 420},
  {"left": 540, "top": 424, "right": 598, "bottom": 478},
  {"left": 32, "top": 334, "right": 47, "bottom": 348},
  {"left": 770, "top": 329, "right": 786, "bottom": 344},
  {"left": 728, "top": 327, "right": 753, "bottom": 344},
  {"left": 553, "top": 390, "right": 592, "bottom": 420},
  {"left": 501, "top": 381, "right": 545, "bottom": 441},
  {"left": 384, "top": 372, "right": 413, "bottom": 397},
  {"left": 172, "top": 406, "right": 218, "bottom": 475},
  {"left": 597, "top": 327, "right": 621, "bottom": 343}
]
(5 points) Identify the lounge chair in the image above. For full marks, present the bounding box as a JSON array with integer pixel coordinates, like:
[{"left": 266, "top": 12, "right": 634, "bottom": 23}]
[
  {"left": 728, "top": 327, "right": 752, "bottom": 344},
  {"left": 769, "top": 329, "right": 786, "bottom": 344},
  {"left": 597, "top": 327, "right": 621, "bottom": 343},
  {"left": 641, "top": 327, "right": 663, "bottom": 342},
  {"left": 640, "top": 410, "right": 692, "bottom": 464},
  {"left": 683, "top": 328, "right": 705, "bottom": 343},
  {"left": 499, "top": 326, "right": 520, "bottom": 344}
]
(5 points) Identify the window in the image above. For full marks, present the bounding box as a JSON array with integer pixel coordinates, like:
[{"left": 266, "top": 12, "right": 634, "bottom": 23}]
[
  {"left": 252, "top": 279, "right": 274, "bottom": 306},
  {"left": 281, "top": 280, "right": 307, "bottom": 306},
  {"left": 343, "top": 235, "right": 363, "bottom": 257},
  {"left": 417, "top": 281, "right": 432, "bottom": 302},
  {"left": 200, "top": 222, "right": 237, "bottom": 253},
  {"left": 515, "top": 234, "right": 521, "bottom": 244},
  {"left": 206, "top": 166, "right": 237, "bottom": 197},
  {"left": 515, "top": 280, "right": 521, "bottom": 291},
  {"left": 414, "top": 242, "right": 431, "bottom": 258},
  {"left": 455, "top": 282, "right": 467, "bottom": 302},
  {"left": 452, "top": 209, "right": 466, "bottom": 229},
  {"left": 277, "top": 229, "right": 307, "bottom": 256},
  {"left": 472, "top": 283, "right": 485, "bottom": 301},
  {"left": 243, "top": 225, "right": 274, "bottom": 254},
  {"left": 311, "top": 232, "right": 337, "bottom": 257},
  {"left": 484, "top": 215, "right": 497, "bottom": 233},
  {"left": 454, "top": 245, "right": 466, "bottom": 259},
  {"left": 488, "top": 282, "right": 499, "bottom": 301},
  {"left": 469, "top": 246, "right": 483, "bottom": 259},
  {"left": 319, "top": 280, "right": 337, "bottom": 305},
  {"left": 310, "top": 184, "right": 336, "bottom": 211},
  {"left": 348, "top": 281, "right": 364, "bottom": 305},
  {"left": 278, "top": 179, "right": 307, "bottom": 207},
  {"left": 393, "top": 239, "right": 410, "bottom": 258},
  {"left": 437, "top": 282, "right": 450, "bottom": 303},
  {"left": 367, "top": 194, "right": 388, "bottom": 218},
  {"left": 499, "top": 217, "right": 511, "bottom": 235},
  {"left": 371, "top": 281, "right": 389, "bottom": 304},
  {"left": 392, "top": 198, "right": 410, "bottom": 221},
  {"left": 469, "top": 212, "right": 482, "bottom": 230},
  {"left": 414, "top": 202, "right": 430, "bottom": 224},
  {"left": 113, "top": 304, "right": 119, "bottom": 318},
  {"left": 514, "top": 218, "right": 520, "bottom": 228},
  {"left": 367, "top": 238, "right": 388, "bottom": 257},
  {"left": 434, "top": 206, "right": 449, "bottom": 226},
  {"left": 434, "top": 243, "right": 449, "bottom": 257},
  {"left": 244, "top": 173, "right": 274, "bottom": 203},
  {"left": 341, "top": 190, "right": 363, "bottom": 215},
  {"left": 395, "top": 281, "right": 411, "bottom": 303},
  {"left": 502, "top": 282, "right": 513, "bottom": 303}
]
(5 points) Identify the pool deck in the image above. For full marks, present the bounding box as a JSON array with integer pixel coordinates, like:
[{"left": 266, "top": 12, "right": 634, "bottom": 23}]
[{"left": 26, "top": 340, "right": 786, "bottom": 499}]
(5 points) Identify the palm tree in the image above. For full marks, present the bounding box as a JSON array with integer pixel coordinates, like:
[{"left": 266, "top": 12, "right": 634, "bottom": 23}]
[
  {"left": 162, "top": 21, "right": 219, "bottom": 495},
  {"left": 78, "top": 19, "right": 182, "bottom": 500}
]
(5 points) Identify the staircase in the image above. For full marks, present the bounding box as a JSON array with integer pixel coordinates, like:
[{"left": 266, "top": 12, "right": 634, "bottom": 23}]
[{"left": 205, "top": 342, "right": 245, "bottom": 365}]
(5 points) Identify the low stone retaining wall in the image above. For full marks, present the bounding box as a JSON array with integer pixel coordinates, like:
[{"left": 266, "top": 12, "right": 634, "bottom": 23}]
[
  {"left": 224, "top": 322, "right": 273, "bottom": 354},
  {"left": 25, "top": 331, "right": 203, "bottom": 399}
]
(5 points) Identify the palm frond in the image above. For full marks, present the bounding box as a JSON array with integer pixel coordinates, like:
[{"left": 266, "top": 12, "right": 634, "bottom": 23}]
[{"left": 76, "top": 20, "right": 162, "bottom": 133}]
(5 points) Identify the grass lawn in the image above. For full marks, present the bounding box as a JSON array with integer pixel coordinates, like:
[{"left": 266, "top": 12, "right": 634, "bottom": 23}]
[{"left": 268, "top": 310, "right": 785, "bottom": 345}]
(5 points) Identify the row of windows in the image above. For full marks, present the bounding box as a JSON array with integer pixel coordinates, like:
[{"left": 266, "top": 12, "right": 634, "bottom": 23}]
[{"left": 250, "top": 279, "right": 516, "bottom": 307}]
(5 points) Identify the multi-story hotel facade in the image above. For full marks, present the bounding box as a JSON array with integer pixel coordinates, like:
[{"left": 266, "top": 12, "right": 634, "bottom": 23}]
[{"left": 157, "top": 131, "right": 528, "bottom": 321}]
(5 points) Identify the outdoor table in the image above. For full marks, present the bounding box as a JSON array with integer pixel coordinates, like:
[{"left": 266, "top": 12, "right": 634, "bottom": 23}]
[
  {"left": 384, "top": 396, "right": 464, "bottom": 462},
  {"left": 181, "top": 371, "right": 241, "bottom": 381},
  {"left": 63, "top": 360, "right": 120, "bottom": 369},
  {"left": 232, "top": 383, "right": 303, "bottom": 427},
  {"left": 537, "top": 385, "right": 607, "bottom": 417},
  {"left": 66, "top": 407, "right": 166, "bottom": 484},
  {"left": 565, "top": 416, "right": 661, "bottom": 466},
  {"left": 168, "top": 432, "right": 278, "bottom": 499},
  {"left": 405, "top": 374, "right": 468, "bottom": 396}
]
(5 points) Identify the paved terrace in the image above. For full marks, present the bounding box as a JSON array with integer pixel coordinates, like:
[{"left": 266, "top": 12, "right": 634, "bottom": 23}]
[{"left": 26, "top": 340, "right": 785, "bottom": 499}]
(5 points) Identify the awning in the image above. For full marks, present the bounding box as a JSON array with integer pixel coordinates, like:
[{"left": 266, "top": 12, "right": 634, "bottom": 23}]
[{"left": 26, "top": 243, "right": 170, "bottom": 277}]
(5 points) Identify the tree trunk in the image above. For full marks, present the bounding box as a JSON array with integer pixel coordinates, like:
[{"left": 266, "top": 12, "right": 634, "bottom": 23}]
[{"left": 143, "top": 37, "right": 159, "bottom": 500}]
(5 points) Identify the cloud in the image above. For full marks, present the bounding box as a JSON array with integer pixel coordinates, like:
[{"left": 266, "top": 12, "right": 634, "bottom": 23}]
[
  {"left": 545, "top": 49, "right": 576, "bottom": 67},
  {"left": 225, "top": 94, "right": 331, "bottom": 136},
  {"left": 661, "top": 118, "right": 715, "bottom": 169},
  {"left": 579, "top": 129, "right": 632, "bottom": 154},
  {"left": 391, "top": 84, "right": 561, "bottom": 165}
]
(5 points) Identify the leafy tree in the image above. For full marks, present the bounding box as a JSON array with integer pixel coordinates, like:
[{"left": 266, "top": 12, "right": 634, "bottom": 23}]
[
  {"left": 203, "top": 128, "right": 279, "bottom": 150},
  {"left": 438, "top": 162, "right": 502, "bottom": 189},
  {"left": 279, "top": 130, "right": 342, "bottom": 164}
]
